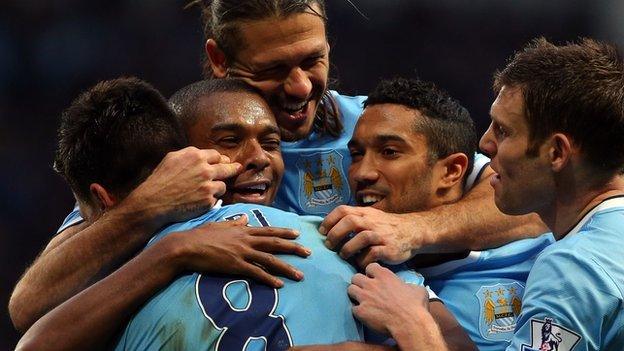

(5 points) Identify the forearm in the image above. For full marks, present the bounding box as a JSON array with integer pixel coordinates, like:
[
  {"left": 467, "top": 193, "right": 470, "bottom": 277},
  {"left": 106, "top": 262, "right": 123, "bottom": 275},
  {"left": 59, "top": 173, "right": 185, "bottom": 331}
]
[
  {"left": 10, "top": 200, "right": 161, "bottom": 332},
  {"left": 429, "top": 302, "right": 477, "bottom": 351},
  {"left": 414, "top": 173, "right": 547, "bottom": 253},
  {"left": 16, "top": 238, "right": 181, "bottom": 351},
  {"left": 389, "top": 310, "right": 448, "bottom": 351}
]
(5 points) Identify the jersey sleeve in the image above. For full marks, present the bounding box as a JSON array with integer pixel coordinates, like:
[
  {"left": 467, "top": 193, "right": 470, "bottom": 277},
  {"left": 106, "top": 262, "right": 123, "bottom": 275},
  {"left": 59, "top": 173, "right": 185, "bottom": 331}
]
[
  {"left": 56, "top": 203, "right": 84, "bottom": 234},
  {"left": 464, "top": 152, "right": 490, "bottom": 192},
  {"left": 506, "top": 249, "right": 620, "bottom": 351}
]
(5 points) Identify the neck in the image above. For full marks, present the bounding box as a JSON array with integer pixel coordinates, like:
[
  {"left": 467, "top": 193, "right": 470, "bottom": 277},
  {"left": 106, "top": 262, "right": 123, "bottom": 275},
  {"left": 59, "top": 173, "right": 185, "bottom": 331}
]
[
  {"left": 540, "top": 174, "right": 624, "bottom": 239},
  {"left": 435, "top": 184, "right": 464, "bottom": 207}
]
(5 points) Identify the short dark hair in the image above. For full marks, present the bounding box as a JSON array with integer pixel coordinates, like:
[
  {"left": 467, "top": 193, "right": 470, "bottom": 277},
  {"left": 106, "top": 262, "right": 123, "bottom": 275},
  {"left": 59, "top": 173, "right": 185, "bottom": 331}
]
[
  {"left": 169, "top": 78, "right": 265, "bottom": 132},
  {"left": 494, "top": 37, "right": 624, "bottom": 173},
  {"left": 364, "top": 77, "right": 477, "bottom": 178},
  {"left": 54, "top": 77, "right": 187, "bottom": 205}
]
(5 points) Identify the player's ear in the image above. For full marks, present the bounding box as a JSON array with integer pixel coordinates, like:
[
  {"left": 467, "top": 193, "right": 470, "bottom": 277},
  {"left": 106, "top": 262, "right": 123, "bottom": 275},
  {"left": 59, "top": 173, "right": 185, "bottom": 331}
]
[
  {"left": 434, "top": 152, "right": 469, "bottom": 190},
  {"left": 89, "top": 183, "right": 117, "bottom": 211},
  {"left": 548, "top": 133, "right": 574, "bottom": 173},
  {"left": 205, "top": 39, "right": 228, "bottom": 78}
]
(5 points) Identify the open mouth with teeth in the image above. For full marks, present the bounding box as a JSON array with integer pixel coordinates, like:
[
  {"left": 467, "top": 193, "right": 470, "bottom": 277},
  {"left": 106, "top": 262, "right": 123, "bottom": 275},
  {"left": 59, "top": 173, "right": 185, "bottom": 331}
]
[
  {"left": 358, "top": 194, "right": 384, "bottom": 207},
  {"left": 233, "top": 183, "right": 267, "bottom": 195},
  {"left": 282, "top": 100, "right": 308, "bottom": 114},
  {"left": 277, "top": 100, "right": 310, "bottom": 127},
  {"left": 228, "top": 182, "right": 273, "bottom": 205}
]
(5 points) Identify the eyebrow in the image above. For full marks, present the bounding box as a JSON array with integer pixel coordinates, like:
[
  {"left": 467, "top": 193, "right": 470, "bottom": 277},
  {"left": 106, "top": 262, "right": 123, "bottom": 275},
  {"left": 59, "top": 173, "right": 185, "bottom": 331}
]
[
  {"left": 374, "top": 134, "right": 408, "bottom": 144},
  {"left": 211, "top": 123, "right": 243, "bottom": 133},
  {"left": 210, "top": 122, "right": 280, "bottom": 135},
  {"left": 255, "top": 46, "right": 327, "bottom": 69},
  {"left": 490, "top": 102, "right": 525, "bottom": 123},
  {"left": 261, "top": 124, "right": 281, "bottom": 135},
  {"left": 348, "top": 134, "right": 407, "bottom": 149},
  {"left": 489, "top": 110, "right": 512, "bottom": 130}
]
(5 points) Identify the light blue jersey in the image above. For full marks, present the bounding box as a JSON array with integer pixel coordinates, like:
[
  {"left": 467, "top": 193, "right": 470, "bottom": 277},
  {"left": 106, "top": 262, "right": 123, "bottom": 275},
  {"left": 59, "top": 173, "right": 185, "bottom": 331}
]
[
  {"left": 419, "top": 233, "right": 554, "bottom": 351},
  {"left": 507, "top": 196, "right": 624, "bottom": 351},
  {"left": 273, "top": 92, "right": 364, "bottom": 216},
  {"left": 114, "top": 203, "right": 424, "bottom": 350}
]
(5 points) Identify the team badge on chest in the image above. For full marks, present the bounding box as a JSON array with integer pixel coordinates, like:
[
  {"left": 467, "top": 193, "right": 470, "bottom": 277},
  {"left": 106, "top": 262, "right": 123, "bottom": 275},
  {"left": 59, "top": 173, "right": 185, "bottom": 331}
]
[
  {"left": 476, "top": 282, "right": 524, "bottom": 341},
  {"left": 296, "top": 151, "right": 350, "bottom": 215}
]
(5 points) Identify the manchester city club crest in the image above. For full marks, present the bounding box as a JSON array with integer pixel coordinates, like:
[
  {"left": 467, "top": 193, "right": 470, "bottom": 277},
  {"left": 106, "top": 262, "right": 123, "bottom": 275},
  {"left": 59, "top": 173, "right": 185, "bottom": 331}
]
[
  {"left": 476, "top": 282, "right": 524, "bottom": 342},
  {"left": 296, "top": 150, "right": 350, "bottom": 215}
]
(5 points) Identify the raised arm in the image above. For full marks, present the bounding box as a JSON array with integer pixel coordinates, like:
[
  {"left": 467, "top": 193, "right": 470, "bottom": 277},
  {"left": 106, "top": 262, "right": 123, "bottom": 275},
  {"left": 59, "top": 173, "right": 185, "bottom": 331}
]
[
  {"left": 9, "top": 147, "right": 239, "bottom": 332},
  {"left": 321, "top": 167, "right": 548, "bottom": 267},
  {"left": 15, "top": 215, "right": 310, "bottom": 351}
]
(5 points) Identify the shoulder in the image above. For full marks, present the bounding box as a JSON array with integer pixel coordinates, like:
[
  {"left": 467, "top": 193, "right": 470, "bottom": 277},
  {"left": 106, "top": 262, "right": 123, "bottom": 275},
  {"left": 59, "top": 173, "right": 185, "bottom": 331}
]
[
  {"left": 582, "top": 206, "right": 624, "bottom": 239},
  {"left": 530, "top": 241, "right": 621, "bottom": 296},
  {"left": 507, "top": 239, "right": 624, "bottom": 351},
  {"left": 480, "top": 232, "right": 554, "bottom": 264},
  {"left": 521, "top": 240, "right": 623, "bottom": 328},
  {"left": 330, "top": 90, "right": 366, "bottom": 123},
  {"left": 117, "top": 274, "right": 203, "bottom": 350},
  {"left": 330, "top": 90, "right": 367, "bottom": 105}
]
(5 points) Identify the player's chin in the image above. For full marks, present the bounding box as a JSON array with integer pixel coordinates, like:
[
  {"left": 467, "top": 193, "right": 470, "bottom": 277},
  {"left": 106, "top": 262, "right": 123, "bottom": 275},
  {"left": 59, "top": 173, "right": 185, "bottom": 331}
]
[{"left": 494, "top": 195, "right": 524, "bottom": 216}]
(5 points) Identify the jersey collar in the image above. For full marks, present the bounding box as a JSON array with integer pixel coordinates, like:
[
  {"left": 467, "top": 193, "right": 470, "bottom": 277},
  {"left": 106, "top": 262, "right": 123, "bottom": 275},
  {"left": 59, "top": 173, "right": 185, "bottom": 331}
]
[{"left": 565, "top": 195, "right": 624, "bottom": 238}]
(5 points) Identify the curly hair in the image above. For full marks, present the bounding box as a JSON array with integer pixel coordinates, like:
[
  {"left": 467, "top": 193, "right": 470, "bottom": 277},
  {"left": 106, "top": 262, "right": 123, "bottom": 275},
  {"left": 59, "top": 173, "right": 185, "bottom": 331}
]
[{"left": 365, "top": 77, "right": 477, "bottom": 177}]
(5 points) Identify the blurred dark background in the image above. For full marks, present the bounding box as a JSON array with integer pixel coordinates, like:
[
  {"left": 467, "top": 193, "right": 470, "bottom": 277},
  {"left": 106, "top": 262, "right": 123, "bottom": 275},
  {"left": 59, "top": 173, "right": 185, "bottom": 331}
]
[{"left": 2, "top": 0, "right": 622, "bottom": 347}]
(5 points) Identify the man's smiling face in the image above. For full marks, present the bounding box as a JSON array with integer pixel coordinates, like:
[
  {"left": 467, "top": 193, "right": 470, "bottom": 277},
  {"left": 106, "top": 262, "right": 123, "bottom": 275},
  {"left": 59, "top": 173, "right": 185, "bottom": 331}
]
[
  {"left": 348, "top": 104, "right": 436, "bottom": 214},
  {"left": 219, "top": 5, "right": 330, "bottom": 142},
  {"left": 187, "top": 91, "right": 284, "bottom": 205}
]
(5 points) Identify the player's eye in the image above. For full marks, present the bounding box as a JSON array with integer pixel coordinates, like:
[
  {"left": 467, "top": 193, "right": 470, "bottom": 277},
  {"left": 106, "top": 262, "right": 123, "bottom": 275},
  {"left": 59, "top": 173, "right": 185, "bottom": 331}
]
[
  {"left": 381, "top": 147, "right": 399, "bottom": 158},
  {"left": 494, "top": 123, "right": 508, "bottom": 139},
  {"left": 301, "top": 55, "right": 325, "bottom": 70},
  {"left": 262, "top": 138, "right": 281, "bottom": 151},
  {"left": 218, "top": 137, "right": 240, "bottom": 148},
  {"left": 254, "top": 65, "right": 289, "bottom": 81},
  {"left": 349, "top": 148, "right": 363, "bottom": 161}
]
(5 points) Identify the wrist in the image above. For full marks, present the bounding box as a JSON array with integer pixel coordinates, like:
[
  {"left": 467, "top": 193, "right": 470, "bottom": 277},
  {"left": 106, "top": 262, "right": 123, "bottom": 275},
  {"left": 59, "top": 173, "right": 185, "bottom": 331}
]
[
  {"left": 403, "top": 212, "right": 439, "bottom": 254},
  {"left": 388, "top": 308, "right": 435, "bottom": 348},
  {"left": 388, "top": 319, "right": 420, "bottom": 349},
  {"left": 386, "top": 304, "right": 421, "bottom": 334},
  {"left": 147, "top": 233, "right": 190, "bottom": 277},
  {"left": 111, "top": 191, "right": 167, "bottom": 232}
]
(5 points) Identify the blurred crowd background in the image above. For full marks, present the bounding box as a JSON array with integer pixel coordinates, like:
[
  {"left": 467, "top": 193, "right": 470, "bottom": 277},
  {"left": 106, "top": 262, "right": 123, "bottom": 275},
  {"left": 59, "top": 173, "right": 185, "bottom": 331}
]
[{"left": 2, "top": 0, "right": 623, "bottom": 347}]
